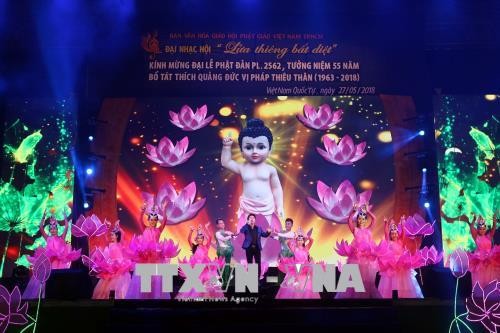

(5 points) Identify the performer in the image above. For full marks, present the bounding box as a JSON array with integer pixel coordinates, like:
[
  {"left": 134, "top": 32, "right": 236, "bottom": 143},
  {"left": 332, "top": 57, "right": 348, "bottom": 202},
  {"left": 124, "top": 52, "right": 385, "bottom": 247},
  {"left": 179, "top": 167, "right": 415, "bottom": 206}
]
[
  {"left": 335, "top": 203, "right": 381, "bottom": 298},
  {"left": 240, "top": 213, "right": 272, "bottom": 280},
  {"left": 176, "top": 224, "right": 225, "bottom": 299},
  {"left": 23, "top": 210, "right": 81, "bottom": 299},
  {"left": 275, "top": 228, "right": 320, "bottom": 299},
  {"left": 465, "top": 212, "right": 499, "bottom": 288},
  {"left": 221, "top": 118, "right": 282, "bottom": 264},
  {"left": 215, "top": 218, "right": 236, "bottom": 288},
  {"left": 274, "top": 218, "right": 296, "bottom": 260},
  {"left": 83, "top": 222, "right": 133, "bottom": 299},
  {"left": 126, "top": 204, "right": 180, "bottom": 299},
  {"left": 378, "top": 217, "right": 424, "bottom": 298}
]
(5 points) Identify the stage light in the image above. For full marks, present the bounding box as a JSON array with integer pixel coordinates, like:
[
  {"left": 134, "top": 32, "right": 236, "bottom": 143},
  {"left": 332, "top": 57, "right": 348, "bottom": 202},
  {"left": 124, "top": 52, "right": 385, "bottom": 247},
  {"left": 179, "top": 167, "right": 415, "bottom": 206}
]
[
  {"left": 219, "top": 107, "right": 232, "bottom": 117},
  {"left": 424, "top": 202, "right": 430, "bottom": 208},
  {"left": 83, "top": 202, "right": 90, "bottom": 209},
  {"left": 359, "top": 179, "right": 376, "bottom": 190},
  {"left": 277, "top": 96, "right": 288, "bottom": 101},
  {"left": 88, "top": 135, "right": 94, "bottom": 142},
  {"left": 377, "top": 130, "right": 392, "bottom": 143},
  {"left": 418, "top": 130, "right": 425, "bottom": 136},
  {"left": 422, "top": 168, "right": 427, "bottom": 173},
  {"left": 255, "top": 100, "right": 306, "bottom": 118},
  {"left": 219, "top": 127, "right": 240, "bottom": 139},
  {"left": 321, "top": 133, "right": 340, "bottom": 144},
  {"left": 484, "top": 94, "right": 497, "bottom": 101},
  {"left": 85, "top": 167, "right": 94, "bottom": 175}
]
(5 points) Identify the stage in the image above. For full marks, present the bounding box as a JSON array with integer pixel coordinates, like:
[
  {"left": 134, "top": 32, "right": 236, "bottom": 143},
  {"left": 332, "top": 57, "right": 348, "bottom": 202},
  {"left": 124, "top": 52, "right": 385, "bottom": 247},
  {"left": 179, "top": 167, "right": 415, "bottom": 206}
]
[
  {"left": 29, "top": 298, "right": 458, "bottom": 332},
  {"left": 1, "top": 1, "right": 500, "bottom": 332}
]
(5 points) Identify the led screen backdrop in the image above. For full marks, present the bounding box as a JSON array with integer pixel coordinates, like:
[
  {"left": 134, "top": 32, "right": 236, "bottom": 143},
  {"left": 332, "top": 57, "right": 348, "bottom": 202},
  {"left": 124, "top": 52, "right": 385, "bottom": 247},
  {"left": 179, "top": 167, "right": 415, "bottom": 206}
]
[
  {"left": 0, "top": 99, "right": 75, "bottom": 272},
  {"left": 436, "top": 95, "right": 499, "bottom": 258},
  {"left": 117, "top": 96, "right": 396, "bottom": 262}
]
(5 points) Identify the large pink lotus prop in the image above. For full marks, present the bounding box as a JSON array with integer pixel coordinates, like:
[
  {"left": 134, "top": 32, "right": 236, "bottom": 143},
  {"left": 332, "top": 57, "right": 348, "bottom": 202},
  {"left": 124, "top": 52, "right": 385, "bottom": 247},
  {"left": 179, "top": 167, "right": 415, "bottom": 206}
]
[
  {"left": 316, "top": 135, "right": 367, "bottom": 166},
  {"left": 466, "top": 280, "right": 500, "bottom": 333},
  {"left": 169, "top": 105, "right": 214, "bottom": 131},
  {"left": 0, "top": 285, "right": 28, "bottom": 333},
  {"left": 449, "top": 248, "right": 470, "bottom": 279},
  {"left": 71, "top": 214, "right": 108, "bottom": 238},
  {"left": 297, "top": 104, "right": 343, "bottom": 130},
  {"left": 33, "top": 252, "right": 51, "bottom": 284},
  {"left": 146, "top": 136, "right": 196, "bottom": 167},
  {"left": 143, "top": 181, "right": 206, "bottom": 225},
  {"left": 419, "top": 246, "right": 443, "bottom": 265},
  {"left": 307, "top": 180, "right": 372, "bottom": 224},
  {"left": 404, "top": 214, "right": 435, "bottom": 237}
]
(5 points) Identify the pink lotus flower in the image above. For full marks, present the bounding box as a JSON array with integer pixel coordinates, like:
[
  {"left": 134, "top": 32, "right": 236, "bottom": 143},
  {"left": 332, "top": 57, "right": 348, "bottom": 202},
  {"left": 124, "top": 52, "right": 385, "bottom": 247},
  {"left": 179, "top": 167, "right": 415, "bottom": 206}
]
[
  {"left": 33, "top": 252, "right": 51, "bottom": 284},
  {"left": 335, "top": 240, "right": 354, "bottom": 257},
  {"left": 127, "top": 236, "right": 180, "bottom": 264},
  {"left": 169, "top": 105, "right": 214, "bottom": 131},
  {"left": 297, "top": 104, "right": 343, "bottom": 130},
  {"left": 449, "top": 248, "right": 470, "bottom": 278},
  {"left": 307, "top": 180, "right": 372, "bottom": 223},
  {"left": 82, "top": 247, "right": 134, "bottom": 279},
  {"left": 71, "top": 214, "right": 108, "bottom": 238},
  {"left": 82, "top": 249, "right": 105, "bottom": 276},
  {"left": 466, "top": 280, "right": 500, "bottom": 333},
  {"left": 404, "top": 214, "right": 435, "bottom": 237},
  {"left": 155, "top": 181, "right": 206, "bottom": 224},
  {"left": 419, "top": 246, "right": 443, "bottom": 265},
  {"left": 178, "top": 256, "right": 225, "bottom": 280},
  {"left": 146, "top": 136, "right": 196, "bottom": 167},
  {"left": 0, "top": 285, "right": 28, "bottom": 333},
  {"left": 316, "top": 135, "right": 367, "bottom": 166}
]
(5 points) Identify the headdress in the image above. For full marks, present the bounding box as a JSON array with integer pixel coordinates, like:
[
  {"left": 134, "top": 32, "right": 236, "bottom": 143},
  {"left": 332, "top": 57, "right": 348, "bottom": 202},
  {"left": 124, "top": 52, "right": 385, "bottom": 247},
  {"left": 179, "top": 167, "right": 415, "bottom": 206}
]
[
  {"left": 356, "top": 205, "right": 368, "bottom": 220},
  {"left": 48, "top": 216, "right": 58, "bottom": 228},
  {"left": 196, "top": 225, "right": 205, "bottom": 239},
  {"left": 296, "top": 227, "right": 305, "bottom": 241},
  {"left": 109, "top": 220, "right": 121, "bottom": 234},
  {"left": 145, "top": 205, "right": 161, "bottom": 226}
]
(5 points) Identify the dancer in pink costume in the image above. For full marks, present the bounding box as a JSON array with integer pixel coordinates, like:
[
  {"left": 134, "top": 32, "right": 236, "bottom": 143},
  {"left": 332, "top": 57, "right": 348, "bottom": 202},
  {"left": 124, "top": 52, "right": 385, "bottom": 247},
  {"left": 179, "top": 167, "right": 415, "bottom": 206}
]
[
  {"left": 221, "top": 118, "right": 282, "bottom": 266},
  {"left": 465, "top": 212, "right": 499, "bottom": 288},
  {"left": 275, "top": 228, "right": 321, "bottom": 299},
  {"left": 377, "top": 217, "right": 424, "bottom": 298},
  {"left": 23, "top": 210, "right": 81, "bottom": 299},
  {"left": 126, "top": 205, "right": 180, "bottom": 299},
  {"left": 335, "top": 204, "right": 381, "bottom": 298},
  {"left": 176, "top": 224, "right": 225, "bottom": 300},
  {"left": 83, "top": 222, "right": 134, "bottom": 299}
]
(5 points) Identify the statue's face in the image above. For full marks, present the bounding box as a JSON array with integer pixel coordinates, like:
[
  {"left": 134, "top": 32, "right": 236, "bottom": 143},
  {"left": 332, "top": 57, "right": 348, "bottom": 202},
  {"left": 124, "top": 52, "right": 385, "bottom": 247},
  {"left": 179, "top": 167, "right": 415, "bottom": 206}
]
[{"left": 241, "top": 136, "right": 270, "bottom": 164}]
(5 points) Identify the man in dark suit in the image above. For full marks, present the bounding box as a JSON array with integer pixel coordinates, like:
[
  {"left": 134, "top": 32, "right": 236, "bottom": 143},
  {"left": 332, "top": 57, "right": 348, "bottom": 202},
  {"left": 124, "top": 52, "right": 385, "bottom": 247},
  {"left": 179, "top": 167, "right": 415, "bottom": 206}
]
[{"left": 240, "top": 213, "right": 272, "bottom": 280}]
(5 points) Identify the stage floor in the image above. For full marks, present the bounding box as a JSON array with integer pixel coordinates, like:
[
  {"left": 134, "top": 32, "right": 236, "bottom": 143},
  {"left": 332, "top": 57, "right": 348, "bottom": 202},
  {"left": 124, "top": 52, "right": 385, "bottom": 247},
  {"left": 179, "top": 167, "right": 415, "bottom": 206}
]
[{"left": 31, "top": 298, "right": 461, "bottom": 333}]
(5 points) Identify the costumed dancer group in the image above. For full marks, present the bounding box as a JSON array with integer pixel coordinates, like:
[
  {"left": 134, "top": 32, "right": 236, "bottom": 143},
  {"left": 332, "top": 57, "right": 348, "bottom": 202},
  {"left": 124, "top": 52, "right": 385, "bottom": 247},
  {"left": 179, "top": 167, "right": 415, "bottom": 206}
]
[{"left": 22, "top": 118, "right": 498, "bottom": 300}]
